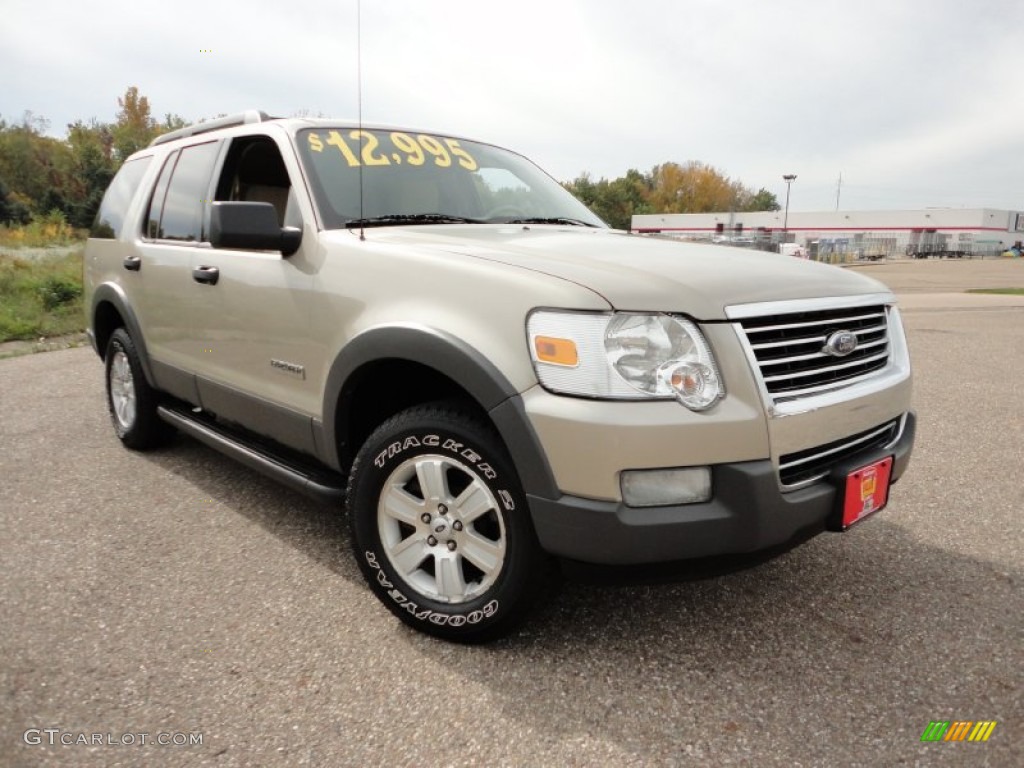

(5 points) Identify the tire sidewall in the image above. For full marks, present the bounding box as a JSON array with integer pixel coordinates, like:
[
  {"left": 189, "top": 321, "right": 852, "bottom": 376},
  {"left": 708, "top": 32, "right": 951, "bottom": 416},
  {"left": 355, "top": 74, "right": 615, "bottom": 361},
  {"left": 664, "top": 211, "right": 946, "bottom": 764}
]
[
  {"left": 105, "top": 330, "right": 138, "bottom": 441},
  {"left": 104, "top": 327, "right": 169, "bottom": 449},
  {"left": 349, "top": 409, "right": 541, "bottom": 641}
]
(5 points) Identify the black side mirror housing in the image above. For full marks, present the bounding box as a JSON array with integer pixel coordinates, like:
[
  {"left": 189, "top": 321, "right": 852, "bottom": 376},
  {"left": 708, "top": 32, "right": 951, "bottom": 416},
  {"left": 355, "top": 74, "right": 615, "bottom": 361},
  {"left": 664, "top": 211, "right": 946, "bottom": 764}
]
[{"left": 209, "top": 202, "right": 302, "bottom": 257}]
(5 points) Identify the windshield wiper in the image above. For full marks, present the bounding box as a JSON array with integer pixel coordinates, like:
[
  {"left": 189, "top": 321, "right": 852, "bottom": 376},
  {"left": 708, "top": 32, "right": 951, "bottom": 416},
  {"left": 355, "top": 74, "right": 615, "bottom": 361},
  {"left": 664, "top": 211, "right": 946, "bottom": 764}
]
[
  {"left": 502, "top": 217, "right": 600, "bottom": 228},
  {"left": 344, "top": 213, "right": 485, "bottom": 228}
]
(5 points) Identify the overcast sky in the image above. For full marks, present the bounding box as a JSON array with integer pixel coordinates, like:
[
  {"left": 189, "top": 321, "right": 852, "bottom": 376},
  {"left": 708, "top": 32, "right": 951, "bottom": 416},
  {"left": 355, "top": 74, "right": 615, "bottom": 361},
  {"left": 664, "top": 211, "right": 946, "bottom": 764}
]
[{"left": 3, "top": 0, "right": 1022, "bottom": 212}]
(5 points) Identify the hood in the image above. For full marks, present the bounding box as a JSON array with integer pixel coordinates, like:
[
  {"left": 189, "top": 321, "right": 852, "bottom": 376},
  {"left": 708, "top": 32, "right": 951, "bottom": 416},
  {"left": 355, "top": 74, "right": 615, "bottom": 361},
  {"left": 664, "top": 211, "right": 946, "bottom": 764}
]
[{"left": 351, "top": 225, "right": 893, "bottom": 320}]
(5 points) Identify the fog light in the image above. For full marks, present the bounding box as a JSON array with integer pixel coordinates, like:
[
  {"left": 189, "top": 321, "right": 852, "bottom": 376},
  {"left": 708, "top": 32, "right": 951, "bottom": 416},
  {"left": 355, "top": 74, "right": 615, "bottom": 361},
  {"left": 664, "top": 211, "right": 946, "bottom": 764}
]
[{"left": 620, "top": 467, "right": 712, "bottom": 507}]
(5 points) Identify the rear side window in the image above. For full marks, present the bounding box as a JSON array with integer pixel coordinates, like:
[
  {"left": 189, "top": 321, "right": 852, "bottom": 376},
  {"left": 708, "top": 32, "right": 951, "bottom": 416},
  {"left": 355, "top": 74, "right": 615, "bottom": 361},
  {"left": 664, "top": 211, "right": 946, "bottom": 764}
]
[
  {"left": 147, "top": 141, "right": 220, "bottom": 242},
  {"left": 90, "top": 156, "right": 153, "bottom": 239}
]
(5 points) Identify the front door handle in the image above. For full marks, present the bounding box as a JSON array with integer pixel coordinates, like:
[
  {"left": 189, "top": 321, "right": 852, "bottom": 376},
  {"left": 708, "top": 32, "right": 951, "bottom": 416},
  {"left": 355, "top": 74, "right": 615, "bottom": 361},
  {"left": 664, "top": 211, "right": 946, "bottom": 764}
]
[
  {"left": 123, "top": 255, "right": 141, "bottom": 271},
  {"left": 192, "top": 266, "right": 220, "bottom": 285}
]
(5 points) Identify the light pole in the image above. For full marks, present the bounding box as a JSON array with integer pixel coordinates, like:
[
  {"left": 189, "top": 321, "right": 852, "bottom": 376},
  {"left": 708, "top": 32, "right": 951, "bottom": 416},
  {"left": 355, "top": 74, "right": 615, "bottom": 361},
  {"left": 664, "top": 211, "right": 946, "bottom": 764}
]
[{"left": 782, "top": 174, "right": 797, "bottom": 243}]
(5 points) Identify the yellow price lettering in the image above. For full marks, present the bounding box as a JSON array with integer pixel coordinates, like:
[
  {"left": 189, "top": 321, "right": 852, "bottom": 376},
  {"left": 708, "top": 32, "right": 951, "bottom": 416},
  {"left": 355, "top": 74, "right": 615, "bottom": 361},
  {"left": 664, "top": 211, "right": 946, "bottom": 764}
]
[
  {"left": 418, "top": 135, "right": 451, "bottom": 167},
  {"left": 390, "top": 132, "right": 425, "bottom": 165},
  {"left": 327, "top": 130, "right": 360, "bottom": 167},
  {"left": 349, "top": 130, "right": 391, "bottom": 166},
  {"left": 317, "top": 130, "right": 479, "bottom": 172},
  {"left": 445, "top": 139, "right": 477, "bottom": 171}
]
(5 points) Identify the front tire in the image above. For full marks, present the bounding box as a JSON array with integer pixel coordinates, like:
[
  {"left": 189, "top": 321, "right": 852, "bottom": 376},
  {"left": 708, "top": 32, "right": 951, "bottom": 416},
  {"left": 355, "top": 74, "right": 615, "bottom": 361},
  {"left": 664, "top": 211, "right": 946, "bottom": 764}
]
[
  {"left": 347, "top": 403, "right": 547, "bottom": 642},
  {"left": 104, "top": 328, "right": 172, "bottom": 450}
]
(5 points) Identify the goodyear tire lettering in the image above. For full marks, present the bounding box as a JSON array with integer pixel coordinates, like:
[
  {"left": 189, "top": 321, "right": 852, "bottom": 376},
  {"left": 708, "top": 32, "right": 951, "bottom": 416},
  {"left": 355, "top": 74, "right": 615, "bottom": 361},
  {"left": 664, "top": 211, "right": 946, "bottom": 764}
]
[{"left": 366, "top": 546, "right": 499, "bottom": 627}]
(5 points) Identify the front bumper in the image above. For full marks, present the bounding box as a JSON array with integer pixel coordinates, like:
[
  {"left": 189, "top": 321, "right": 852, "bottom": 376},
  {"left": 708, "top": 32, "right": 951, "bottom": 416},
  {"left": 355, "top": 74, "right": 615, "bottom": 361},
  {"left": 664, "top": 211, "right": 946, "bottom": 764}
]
[{"left": 527, "top": 410, "right": 916, "bottom": 565}]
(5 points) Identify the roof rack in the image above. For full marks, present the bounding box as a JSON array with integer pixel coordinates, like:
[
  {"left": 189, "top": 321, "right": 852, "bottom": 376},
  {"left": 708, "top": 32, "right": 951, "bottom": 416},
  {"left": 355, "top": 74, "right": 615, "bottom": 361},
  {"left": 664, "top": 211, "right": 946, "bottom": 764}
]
[{"left": 149, "top": 110, "right": 273, "bottom": 147}]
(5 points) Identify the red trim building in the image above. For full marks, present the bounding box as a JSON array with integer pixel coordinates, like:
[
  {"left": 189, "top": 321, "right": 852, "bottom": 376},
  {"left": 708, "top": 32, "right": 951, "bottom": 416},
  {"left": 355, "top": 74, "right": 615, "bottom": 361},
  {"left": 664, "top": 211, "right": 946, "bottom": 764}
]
[{"left": 631, "top": 209, "right": 1024, "bottom": 259}]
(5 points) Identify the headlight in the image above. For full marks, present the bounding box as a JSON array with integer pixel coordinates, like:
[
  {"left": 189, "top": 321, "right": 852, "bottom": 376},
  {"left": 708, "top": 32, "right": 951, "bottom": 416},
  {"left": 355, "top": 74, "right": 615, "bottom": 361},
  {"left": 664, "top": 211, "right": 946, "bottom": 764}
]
[{"left": 527, "top": 310, "right": 724, "bottom": 410}]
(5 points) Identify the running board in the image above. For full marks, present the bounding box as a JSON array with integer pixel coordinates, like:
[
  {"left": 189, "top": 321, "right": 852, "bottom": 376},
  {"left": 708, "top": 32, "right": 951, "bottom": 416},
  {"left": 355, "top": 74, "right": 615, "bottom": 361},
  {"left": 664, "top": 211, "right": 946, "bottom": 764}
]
[{"left": 157, "top": 405, "right": 347, "bottom": 505}]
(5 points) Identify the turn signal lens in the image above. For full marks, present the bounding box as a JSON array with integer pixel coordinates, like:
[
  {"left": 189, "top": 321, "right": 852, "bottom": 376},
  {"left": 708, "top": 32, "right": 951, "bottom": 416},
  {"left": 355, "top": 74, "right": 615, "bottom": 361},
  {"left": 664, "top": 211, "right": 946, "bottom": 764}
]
[
  {"left": 661, "top": 361, "right": 721, "bottom": 410},
  {"left": 533, "top": 336, "right": 579, "bottom": 367}
]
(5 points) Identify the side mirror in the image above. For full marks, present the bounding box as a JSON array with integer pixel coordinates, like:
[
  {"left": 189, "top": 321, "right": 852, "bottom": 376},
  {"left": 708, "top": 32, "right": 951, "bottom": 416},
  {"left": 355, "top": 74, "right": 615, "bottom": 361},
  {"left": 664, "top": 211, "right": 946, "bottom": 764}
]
[{"left": 209, "top": 202, "right": 302, "bottom": 257}]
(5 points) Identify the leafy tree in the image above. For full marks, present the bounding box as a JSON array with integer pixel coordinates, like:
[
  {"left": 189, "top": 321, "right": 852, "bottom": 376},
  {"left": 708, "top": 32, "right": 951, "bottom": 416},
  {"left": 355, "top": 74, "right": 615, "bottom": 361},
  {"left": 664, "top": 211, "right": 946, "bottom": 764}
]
[
  {"left": 0, "top": 114, "right": 77, "bottom": 221},
  {"left": 566, "top": 163, "right": 780, "bottom": 227},
  {"left": 162, "top": 113, "right": 188, "bottom": 132},
  {"left": 647, "top": 161, "right": 754, "bottom": 214},
  {"left": 0, "top": 176, "right": 31, "bottom": 224},
  {"left": 564, "top": 169, "right": 653, "bottom": 230},
  {"left": 112, "top": 86, "right": 157, "bottom": 162},
  {"left": 745, "top": 188, "right": 781, "bottom": 212},
  {"left": 0, "top": 89, "right": 189, "bottom": 231},
  {"left": 66, "top": 119, "right": 115, "bottom": 227}
]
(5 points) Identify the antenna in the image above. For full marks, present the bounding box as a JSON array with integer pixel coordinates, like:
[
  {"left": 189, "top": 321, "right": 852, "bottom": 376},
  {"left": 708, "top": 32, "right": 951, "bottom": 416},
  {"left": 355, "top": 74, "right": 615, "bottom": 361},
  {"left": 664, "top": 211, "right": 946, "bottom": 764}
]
[
  {"left": 836, "top": 172, "right": 842, "bottom": 211},
  {"left": 356, "top": 0, "right": 365, "bottom": 241}
]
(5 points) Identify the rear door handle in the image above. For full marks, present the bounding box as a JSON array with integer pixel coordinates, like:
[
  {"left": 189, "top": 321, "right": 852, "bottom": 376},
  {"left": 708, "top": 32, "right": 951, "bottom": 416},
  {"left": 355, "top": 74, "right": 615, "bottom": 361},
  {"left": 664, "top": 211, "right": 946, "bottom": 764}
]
[
  {"left": 192, "top": 266, "right": 220, "bottom": 285},
  {"left": 123, "top": 255, "right": 141, "bottom": 271}
]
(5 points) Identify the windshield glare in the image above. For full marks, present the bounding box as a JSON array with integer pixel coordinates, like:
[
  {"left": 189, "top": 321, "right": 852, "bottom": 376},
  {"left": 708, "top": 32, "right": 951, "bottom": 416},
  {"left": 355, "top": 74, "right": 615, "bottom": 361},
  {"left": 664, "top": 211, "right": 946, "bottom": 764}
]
[{"left": 296, "top": 127, "right": 606, "bottom": 229}]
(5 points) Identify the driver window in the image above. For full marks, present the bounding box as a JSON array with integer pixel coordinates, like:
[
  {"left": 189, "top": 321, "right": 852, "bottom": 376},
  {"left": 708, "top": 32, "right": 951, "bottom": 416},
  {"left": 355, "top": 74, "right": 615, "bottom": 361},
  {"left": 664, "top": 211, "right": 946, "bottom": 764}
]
[{"left": 215, "top": 138, "right": 301, "bottom": 228}]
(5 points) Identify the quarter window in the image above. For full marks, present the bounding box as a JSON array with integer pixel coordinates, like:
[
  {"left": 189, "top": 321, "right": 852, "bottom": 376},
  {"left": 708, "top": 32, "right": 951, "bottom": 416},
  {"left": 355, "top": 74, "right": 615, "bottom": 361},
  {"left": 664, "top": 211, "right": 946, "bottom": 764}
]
[{"left": 90, "top": 156, "right": 152, "bottom": 239}]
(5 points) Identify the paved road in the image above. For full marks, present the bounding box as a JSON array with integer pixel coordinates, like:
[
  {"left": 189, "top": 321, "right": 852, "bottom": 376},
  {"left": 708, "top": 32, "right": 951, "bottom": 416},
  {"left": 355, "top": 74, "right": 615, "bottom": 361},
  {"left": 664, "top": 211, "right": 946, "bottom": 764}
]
[
  {"left": 847, "top": 256, "right": 1024, "bottom": 293},
  {"left": 2, "top": 262, "right": 1021, "bottom": 767}
]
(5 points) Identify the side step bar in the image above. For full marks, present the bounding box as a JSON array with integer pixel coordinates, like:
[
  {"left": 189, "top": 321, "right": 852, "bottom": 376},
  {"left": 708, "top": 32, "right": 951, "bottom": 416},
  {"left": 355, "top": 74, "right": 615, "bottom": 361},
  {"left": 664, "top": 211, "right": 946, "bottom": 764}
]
[{"left": 157, "top": 405, "right": 347, "bottom": 505}]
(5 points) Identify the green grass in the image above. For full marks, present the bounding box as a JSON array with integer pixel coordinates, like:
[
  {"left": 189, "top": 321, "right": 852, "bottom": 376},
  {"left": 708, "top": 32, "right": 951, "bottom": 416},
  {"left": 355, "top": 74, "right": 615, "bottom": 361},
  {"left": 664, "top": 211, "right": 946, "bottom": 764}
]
[
  {"left": 966, "top": 288, "right": 1024, "bottom": 296},
  {"left": 0, "top": 248, "right": 86, "bottom": 342},
  {"left": 0, "top": 215, "right": 85, "bottom": 248}
]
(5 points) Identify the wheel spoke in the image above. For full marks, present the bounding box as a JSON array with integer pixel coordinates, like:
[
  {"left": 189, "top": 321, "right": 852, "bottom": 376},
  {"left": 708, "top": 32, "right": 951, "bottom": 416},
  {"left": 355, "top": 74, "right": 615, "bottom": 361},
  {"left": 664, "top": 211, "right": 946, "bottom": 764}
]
[
  {"left": 387, "top": 534, "right": 429, "bottom": 576},
  {"left": 453, "top": 481, "right": 493, "bottom": 524},
  {"left": 376, "top": 451, "right": 508, "bottom": 605},
  {"left": 460, "top": 531, "right": 504, "bottom": 575},
  {"left": 435, "top": 554, "right": 467, "bottom": 599},
  {"left": 415, "top": 458, "right": 449, "bottom": 504},
  {"left": 382, "top": 483, "right": 426, "bottom": 526},
  {"left": 109, "top": 350, "right": 137, "bottom": 429}
]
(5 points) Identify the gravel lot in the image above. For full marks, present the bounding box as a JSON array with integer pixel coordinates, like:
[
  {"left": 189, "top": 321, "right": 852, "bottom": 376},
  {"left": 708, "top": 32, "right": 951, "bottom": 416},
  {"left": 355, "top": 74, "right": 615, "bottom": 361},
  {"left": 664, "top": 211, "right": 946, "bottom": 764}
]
[{"left": 1, "top": 260, "right": 1021, "bottom": 767}]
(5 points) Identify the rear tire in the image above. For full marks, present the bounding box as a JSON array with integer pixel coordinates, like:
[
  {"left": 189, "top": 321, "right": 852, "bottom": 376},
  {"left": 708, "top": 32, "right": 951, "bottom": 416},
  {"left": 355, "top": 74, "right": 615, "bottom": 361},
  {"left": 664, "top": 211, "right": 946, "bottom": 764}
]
[
  {"left": 347, "top": 403, "right": 548, "bottom": 642},
  {"left": 104, "top": 328, "right": 173, "bottom": 450}
]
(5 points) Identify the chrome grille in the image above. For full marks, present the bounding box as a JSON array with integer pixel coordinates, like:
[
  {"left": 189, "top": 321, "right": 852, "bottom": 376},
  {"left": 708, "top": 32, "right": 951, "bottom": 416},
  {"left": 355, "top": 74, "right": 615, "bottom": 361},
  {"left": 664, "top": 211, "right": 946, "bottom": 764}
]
[
  {"left": 737, "top": 304, "right": 890, "bottom": 401},
  {"left": 779, "top": 420, "right": 899, "bottom": 487}
]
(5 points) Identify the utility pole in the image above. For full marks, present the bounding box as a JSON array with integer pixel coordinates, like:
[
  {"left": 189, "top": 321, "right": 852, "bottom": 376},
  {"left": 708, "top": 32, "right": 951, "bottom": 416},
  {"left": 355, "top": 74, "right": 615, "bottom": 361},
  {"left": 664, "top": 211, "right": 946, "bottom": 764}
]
[{"left": 782, "top": 174, "right": 797, "bottom": 242}]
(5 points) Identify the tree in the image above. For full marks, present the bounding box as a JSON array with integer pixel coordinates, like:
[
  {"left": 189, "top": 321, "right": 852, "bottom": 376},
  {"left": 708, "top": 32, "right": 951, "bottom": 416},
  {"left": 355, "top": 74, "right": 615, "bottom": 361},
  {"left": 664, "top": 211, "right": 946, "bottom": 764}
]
[
  {"left": 0, "top": 114, "right": 77, "bottom": 221},
  {"left": 112, "top": 86, "right": 157, "bottom": 162},
  {"left": 564, "top": 169, "right": 653, "bottom": 230},
  {"left": 161, "top": 113, "right": 188, "bottom": 132},
  {"left": 0, "top": 90, "right": 191, "bottom": 231},
  {"left": 646, "top": 161, "right": 753, "bottom": 214},
  {"left": 0, "top": 176, "right": 31, "bottom": 225},
  {"left": 565, "top": 163, "right": 778, "bottom": 227},
  {"left": 66, "top": 119, "right": 115, "bottom": 227},
  {"left": 745, "top": 188, "right": 781, "bottom": 212}
]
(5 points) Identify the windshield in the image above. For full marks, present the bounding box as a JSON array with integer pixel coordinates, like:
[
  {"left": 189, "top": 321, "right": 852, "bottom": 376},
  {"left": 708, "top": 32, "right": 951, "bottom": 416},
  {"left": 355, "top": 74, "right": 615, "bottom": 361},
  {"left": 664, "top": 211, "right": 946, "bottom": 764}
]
[{"left": 296, "top": 127, "right": 606, "bottom": 229}]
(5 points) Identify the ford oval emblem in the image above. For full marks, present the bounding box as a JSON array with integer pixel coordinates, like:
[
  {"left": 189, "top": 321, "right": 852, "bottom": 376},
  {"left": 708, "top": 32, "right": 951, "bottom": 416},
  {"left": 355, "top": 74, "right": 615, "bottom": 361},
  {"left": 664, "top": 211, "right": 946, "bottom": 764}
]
[{"left": 823, "top": 330, "right": 858, "bottom": 357}]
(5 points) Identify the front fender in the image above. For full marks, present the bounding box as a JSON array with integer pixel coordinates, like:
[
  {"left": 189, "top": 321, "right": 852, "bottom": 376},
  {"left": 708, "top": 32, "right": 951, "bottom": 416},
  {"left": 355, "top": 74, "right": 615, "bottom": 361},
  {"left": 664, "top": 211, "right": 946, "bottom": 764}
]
[{"left": 319, "top": 324, "right": 560, "bottom": 501}]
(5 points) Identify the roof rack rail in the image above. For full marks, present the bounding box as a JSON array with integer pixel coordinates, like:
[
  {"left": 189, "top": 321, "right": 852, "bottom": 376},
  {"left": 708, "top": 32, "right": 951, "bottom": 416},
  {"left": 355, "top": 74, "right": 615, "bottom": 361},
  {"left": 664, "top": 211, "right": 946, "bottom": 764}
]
[{"left": 149, "top": 110, "right": 273, "bottom": 147}]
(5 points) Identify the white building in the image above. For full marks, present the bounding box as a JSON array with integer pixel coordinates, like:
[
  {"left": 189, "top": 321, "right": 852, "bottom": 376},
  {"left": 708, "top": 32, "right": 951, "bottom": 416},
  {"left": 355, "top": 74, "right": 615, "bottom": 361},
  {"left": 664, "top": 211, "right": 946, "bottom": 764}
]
[{"left": 631, "top": 209, "right": 1024, "bottom": 259}]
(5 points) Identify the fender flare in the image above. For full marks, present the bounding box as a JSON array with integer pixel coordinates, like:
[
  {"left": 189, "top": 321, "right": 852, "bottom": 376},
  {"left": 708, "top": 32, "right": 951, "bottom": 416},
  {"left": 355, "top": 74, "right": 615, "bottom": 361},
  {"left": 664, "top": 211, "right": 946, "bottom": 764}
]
[
  {"left": 320, "top": 324, "right": 559, "bottom": 501},
  {"left": 89, "top": 283, "right": 157, "bottom": 387}
]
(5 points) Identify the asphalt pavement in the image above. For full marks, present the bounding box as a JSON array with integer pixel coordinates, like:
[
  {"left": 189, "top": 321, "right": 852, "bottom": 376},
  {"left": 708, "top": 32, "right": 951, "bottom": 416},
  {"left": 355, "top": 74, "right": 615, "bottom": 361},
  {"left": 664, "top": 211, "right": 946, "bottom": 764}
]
[{"left": 1, "top": 260, "right": 1021, "bottom": 767}]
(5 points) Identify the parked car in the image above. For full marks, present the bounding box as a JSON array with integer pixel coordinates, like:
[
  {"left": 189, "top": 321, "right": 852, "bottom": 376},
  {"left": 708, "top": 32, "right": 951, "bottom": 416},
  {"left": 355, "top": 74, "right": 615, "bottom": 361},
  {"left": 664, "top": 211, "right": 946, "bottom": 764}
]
[{"left": 84, "top": 111, "right": 915, "bottom": 641}]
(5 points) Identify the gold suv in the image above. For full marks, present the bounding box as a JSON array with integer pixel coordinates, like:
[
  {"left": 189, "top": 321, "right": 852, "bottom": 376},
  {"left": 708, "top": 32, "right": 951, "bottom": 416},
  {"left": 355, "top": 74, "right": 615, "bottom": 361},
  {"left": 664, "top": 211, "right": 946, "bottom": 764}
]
[{"left": 85, "top": 111, "right": 915, "bottom": 641}]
